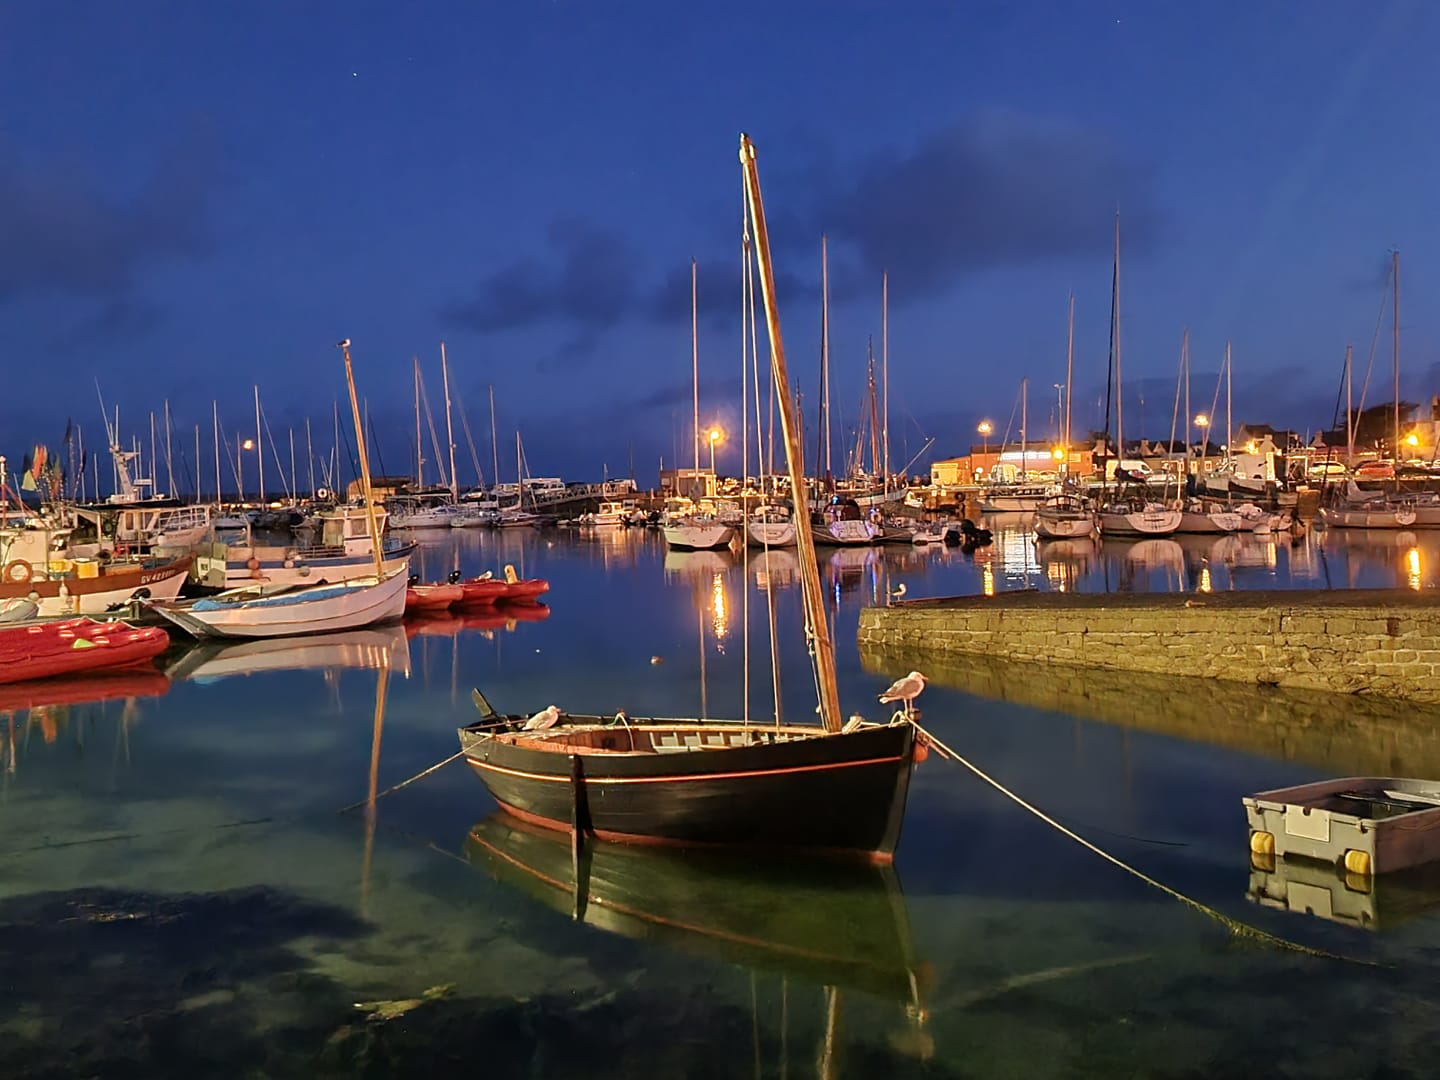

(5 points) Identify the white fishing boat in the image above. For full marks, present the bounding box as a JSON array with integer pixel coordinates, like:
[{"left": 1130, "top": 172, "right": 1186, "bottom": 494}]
[
  {"left": 587, "top": 500, "right": 634, "bottom": 527},
  {"left": 663, "top": 517, "right": 735, "bottom": 551},
  {"left": 980, "top": 482, "right": 1053, "bottom": 513},
  {"left": 148, "top": 567, "right": 408, "bottom": 640},
  {"left": 1098, "top": 503, "right": 1183, "bottom": 538},
  {"left": 746, "top": 505, "right": 797, "bottom": 547},
  {"left": 1173, "top": 503, "right": 1245, "bottom": 535},
  {"left": 1033, "top": 495, "right": 1097, "bottom": 540}
]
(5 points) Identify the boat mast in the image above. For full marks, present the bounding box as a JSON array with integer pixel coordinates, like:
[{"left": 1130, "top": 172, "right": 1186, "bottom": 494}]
[
  {"left": 1020, "top": 377, "right": 1028, "bottom": 481},
  {"left": 254, "top": 385, "right": 265, "bottom": 503},
  {"left": 413, "top": 357, "right": 424, "bottom": 488},
  {"left": 164, "top": 399, "right": 175, "bottom": 496},
  {"left": 882, "top": 271, "right": 889, "bottom": 495},
  {"left": 692, "top": 258, "right": 700, "bottom": 479},
  {"left": 866, "top": 340, "right": 880, "bottom": 477},
  {"left": 1064, "top": 294, "right": 1074, "bottom": 473},
  {"left": 488, "top": 385, "right": 499, "bottom": 493},
  {"left": 1345, "top": 343, "right": 1354, "bottom": 468},
  {"left": 212, "top": 400, "right": 221, "bottom": 505},
  {"left": 1393, "top": 249, "right": 1401, "bottom": 460},
  {"left": 1225, "top": 341, "right": 1232, "bottom": 462},
  {"left": 441, "top": 342, "right": 458, "bottom": 501},
  {"left": 739, "top": 133, "right": 842, "bottom": 733},
  {"left": 1182, "top": 328, "right": 1191, "bottom": 479},
  {"left": 1113, "top": 213, "right": 1123, "bottom": 470},
  {"left": 337, "top": 340, "right": 386, "bottom": 578},
  {"left": 306, "top": 416, "right": 316, "bottom": 498},
  {"left": 817, "top": 235, "right": 831, "bottom": 486}
]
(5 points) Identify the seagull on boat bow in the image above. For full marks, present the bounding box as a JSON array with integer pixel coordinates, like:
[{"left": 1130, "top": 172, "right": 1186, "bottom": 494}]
[
  {"left": 878, "top": 671, "right": 927, "bottom": 717},
  {"left": 523, "top": 705, "right": 562, "bottom": 730}
]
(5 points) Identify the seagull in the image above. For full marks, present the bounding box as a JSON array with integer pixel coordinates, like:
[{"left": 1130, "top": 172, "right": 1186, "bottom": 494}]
[
  {"left": 878, "top": 671, "right": 927, "bottom": 717},
  {"left": 890, "top": 582, "right": 907, "bottom": 601},
  {"left": 523, "top": 705, "right": 561, "bottom": 731}
]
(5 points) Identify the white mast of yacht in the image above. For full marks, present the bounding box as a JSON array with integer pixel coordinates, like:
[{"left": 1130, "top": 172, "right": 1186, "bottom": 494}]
[
  {"left": 1064, "top": 294, "right": 1075, "bottom": 473},
  {"left": 254, "top": 385, "right": 265, "bottom": 503},
  {"left": 441, "top": 342, "right": 458, "bottom": 501},
  {"left": 882, "top": 271, "right": 889, "bottom": 496},
  {"left": 1113, "top": 213, "right": 1123, "bottom": 469},
  {"left": 488, "top": 385, "right": 499, "bottom": 494},
  {"left": 691, "top": 258, "right": 700, "bottom": 482}
]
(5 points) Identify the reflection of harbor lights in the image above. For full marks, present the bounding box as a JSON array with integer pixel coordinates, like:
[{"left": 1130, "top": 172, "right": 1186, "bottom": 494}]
[
  {"left": 1198, "top": 567, "right": 1212, "bottom": 593},
  {"left": 711, "top": 572, "right": 728, "bottom": 643},
  {"left": 982, "top": 563, "right": 995, "bottom": 597},
  {"left": 1407, "top": 547, "right": 1422, "bottom": 591}
]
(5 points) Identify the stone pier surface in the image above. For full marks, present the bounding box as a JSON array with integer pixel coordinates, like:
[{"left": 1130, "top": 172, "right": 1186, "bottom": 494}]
[{"left": 857, "top": 589, "right": 1440, "bottom": 704}]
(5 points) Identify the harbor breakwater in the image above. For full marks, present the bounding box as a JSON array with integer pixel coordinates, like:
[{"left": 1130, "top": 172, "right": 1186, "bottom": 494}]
[{"left": 857, "top": 589, "right": 1440, "bottom": 705}]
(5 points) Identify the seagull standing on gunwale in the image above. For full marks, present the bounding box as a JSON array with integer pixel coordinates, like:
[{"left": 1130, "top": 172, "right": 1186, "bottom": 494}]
[
  {"left": 524, "top": 705, "right": 561, "bottom": 730},
  {"left": 878, "top": 671, "right": 927, "bottom": 717}
]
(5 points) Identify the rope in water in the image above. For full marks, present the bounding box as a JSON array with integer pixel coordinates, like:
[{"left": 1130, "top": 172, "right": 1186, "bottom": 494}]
[
  {"left": 336, "top": 751, "right": 465, "bottom": 815},
  {"left": 908, "top": 717, "right": 1376, "bottom": 965}
]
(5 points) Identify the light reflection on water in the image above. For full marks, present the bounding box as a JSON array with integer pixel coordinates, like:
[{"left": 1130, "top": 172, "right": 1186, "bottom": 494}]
[{"left": 3, "top": 522, "right": 1440, "bottom": 1075}]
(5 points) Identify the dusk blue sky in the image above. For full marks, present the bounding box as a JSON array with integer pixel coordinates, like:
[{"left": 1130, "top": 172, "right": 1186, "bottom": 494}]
[{"left": 3, "top": 2, "right": 1438, "bottom": 495}]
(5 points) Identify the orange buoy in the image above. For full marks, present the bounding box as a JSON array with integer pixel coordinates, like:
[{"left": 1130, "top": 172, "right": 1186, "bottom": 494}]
[
  {"left": 913, "top": 737, "right": 930, "bottom": 763},
  {"left": 2, "top": 559, "right": 32, "bottom": 584},
  {"left": 246, "top": 557, "right": 261, "bottom": 571}
]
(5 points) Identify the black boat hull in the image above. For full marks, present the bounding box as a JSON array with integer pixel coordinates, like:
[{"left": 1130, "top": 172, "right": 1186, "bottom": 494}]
[{"left": 459, "top": 719, "right": 916, "bottom": 859}]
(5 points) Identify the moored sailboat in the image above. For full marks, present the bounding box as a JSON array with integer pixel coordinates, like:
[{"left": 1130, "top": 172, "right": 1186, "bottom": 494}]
[{"left": 456, "top": 134, "right": 918, "bottom": 860}]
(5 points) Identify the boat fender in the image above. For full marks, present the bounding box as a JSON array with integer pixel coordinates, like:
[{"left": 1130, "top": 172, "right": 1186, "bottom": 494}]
[
  {"left": 250, "top": 567, "right": 266, "bottom": 580},
  {"left": 912, "top": 734, "right": 930, "bottom": 763},
  {"left": 2, "top": 559, "right": 33, "bottom": 584},
  {"left": 246, "top": 557, "right": 261, "bottom": 571},
  {"left": 283, "top": 559, "right": 295, "bottom": 569}
]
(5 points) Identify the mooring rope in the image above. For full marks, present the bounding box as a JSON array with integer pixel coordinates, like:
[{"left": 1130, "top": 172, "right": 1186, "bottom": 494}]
[
  {"left": 909, "top": 717, "right": 1376, "bottom": 965},
  {"left": 335, "top": 750, "right": 465, "bottom": 815}
]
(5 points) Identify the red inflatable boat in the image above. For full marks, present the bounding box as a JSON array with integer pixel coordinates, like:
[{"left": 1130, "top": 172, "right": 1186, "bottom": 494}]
[{"left": 0, "top": 618, "right": 170, "bottom": 686}]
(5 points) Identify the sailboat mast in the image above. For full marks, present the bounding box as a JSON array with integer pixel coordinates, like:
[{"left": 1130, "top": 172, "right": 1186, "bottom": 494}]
[
  {"left": 1113, "top": 214, "right": 1123, "bottom": 464},
  {"left": 338, "top": 341, "right": 386, "bottom": 578},
  {"left": 413, "top": 357, "right": 423, "bottom": 487},
  {"left": 164, "top": 399, "right": 175, "bottom": 496},
  {"left": 1183, "top": 329, "right": 1191, "bottom": 469},
  {"left": 488, "top": 385, "right": 499, "bottom": 492},
  {"left": 1345, "top": 343, "right": 1354, "bottom": 468},
  {"left": 1225, "top": 341, "right": 1232, "bottom": 460},
  {"left": 1393, "top": 250, "right": 1401, "bottom": 459},
  {"left": 306, "top": 417, "right": 316, "bottom": 498},
  {"left": 691, "top": 258, "right": 700, "bottom": 477},
  {"left": 817, "top": 235, "right": 831, "bottom": 484},
  {"left": 1020, "top": 377, "right": 1028, "bottom": 480},
  {"left": 254, "top": 385, "right": 265, "bottom": 502},
  {"left": 739, "top": 133, "right": 842, "bottom": 733},
  {"left": 441, "top": 342, "right": 458, "bottom": 501},
  {"left": 212, "top": 401, "right": 221, "bottom": 505},
  {"left": 882, "top": 271, "right": 889, "bottom": 494},
  {"left": 1064, "top": 294, "right": 1074, "bottom": 466}
]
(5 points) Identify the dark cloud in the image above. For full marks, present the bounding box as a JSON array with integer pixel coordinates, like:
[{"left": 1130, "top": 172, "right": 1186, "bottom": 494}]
[
  {"left": 636, "top": 375, "right": 743, "bottom": 411},
  {"left": 798, "top": 111, "right": 1159, "bottom": 299},
  {"left": 442, "top": 219, "right": 640, "bottom": 334},
  {"left": 0, "top": 134, "right": 216, "bottom": 305}
]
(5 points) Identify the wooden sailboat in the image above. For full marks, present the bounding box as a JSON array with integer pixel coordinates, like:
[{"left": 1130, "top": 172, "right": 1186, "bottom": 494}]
[
  {"left": 456, "top": 135, "right": 917, "bottom": 859},
  {"left": 145, "top": 341, "right": 409, "bottom": 639}
]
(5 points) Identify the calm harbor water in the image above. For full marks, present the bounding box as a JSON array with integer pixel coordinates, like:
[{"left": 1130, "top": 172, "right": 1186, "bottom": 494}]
[{"left": 6, "top": 518, "right": 1440, "bottom": 1077}]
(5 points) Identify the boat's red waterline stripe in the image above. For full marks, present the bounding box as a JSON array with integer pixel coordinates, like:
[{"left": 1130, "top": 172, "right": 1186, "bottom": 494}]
[
  {"left": 491, "top": 800, "right": 895, "bottom": 865},
  {"left": 466, "top": 752, "right": 907, "bottom": 786}
]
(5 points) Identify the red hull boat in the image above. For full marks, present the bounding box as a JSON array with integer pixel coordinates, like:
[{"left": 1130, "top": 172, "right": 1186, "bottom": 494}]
[
  {"left": 0, "top": 618, "right": 170, "bottom": 685},
  {"left": 405, "top": 582, "right": 464, "bottom": 612},
  {"left": 456, "top": 577, "right": 509, "bottom": 607}
]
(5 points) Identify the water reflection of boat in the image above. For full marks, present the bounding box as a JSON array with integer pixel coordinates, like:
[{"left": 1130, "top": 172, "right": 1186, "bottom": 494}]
[
  {"left": 663, "top": 548, "right": 735, "bottom": 581},
  {"left": 464, "top": 811, "right": 923, "bottom": 1002},
  {"left": 404, "top": 605, "right": 551, "bottom": 639},
  {"left": 1248, "top": 852, "right": 1440, "bottom": 931},
  {"left": 165, "top": 623, "right": 412, "bottom": 681},
  {"left": 750, "top": 548, "right": 799, "bottom": 589},
  {"left": 0, "top": 667, "right": 170, "bottom": 711}
]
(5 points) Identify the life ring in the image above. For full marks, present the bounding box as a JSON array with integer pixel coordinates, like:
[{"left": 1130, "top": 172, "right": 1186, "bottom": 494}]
[
  {"left": 316, "top": 487, "right": 330, "bottom": 500},
  {"left": 2, "top": 559, "right": 33, "bottom": 584}
]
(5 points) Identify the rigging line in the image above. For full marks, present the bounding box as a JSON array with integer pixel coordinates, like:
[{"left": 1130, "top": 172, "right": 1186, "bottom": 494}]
[
  {"left": 259, "top": 401, "right": 294, "bottom": 501},
  {"left": 455, "top": 395, "right": 486, "bottom": 488},
  {"left": 908, "top": 720, "right": 1377, "bottom": 966},
  {"left": 418, "top": 367, "right": 450, "bottom": 490},
  {"left": 741, "top": 179, "right": 751, "bottom": 728}
]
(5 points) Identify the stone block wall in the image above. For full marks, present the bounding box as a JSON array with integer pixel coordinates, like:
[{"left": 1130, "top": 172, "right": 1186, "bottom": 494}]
[{"left": 856, "top": 595, "right": 1440, "bottom": 704}]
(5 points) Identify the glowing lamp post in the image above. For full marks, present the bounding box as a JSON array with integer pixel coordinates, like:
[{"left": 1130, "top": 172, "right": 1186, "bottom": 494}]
[
  {"left": 238, "top": 437, "right": 256, "bottom": 501},
  {"left": 708, "top": 427, "right": 723, "bottom": 475},
  {"left": 977, "top": 420, "right": 992, "bottom": 458}
]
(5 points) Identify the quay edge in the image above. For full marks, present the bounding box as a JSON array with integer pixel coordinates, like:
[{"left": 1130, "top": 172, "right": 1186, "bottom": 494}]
[{"left": 857, "top": 589, "right": 1440, "bottom": 705}]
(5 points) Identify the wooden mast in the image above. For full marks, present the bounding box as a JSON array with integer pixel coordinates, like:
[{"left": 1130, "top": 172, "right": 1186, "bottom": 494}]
[
  {"left": 338, "top": 340, "right": 387, "bottom": 578},
  {"left": 740, "top": 134, "right": 842, "bottom": 733}
]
